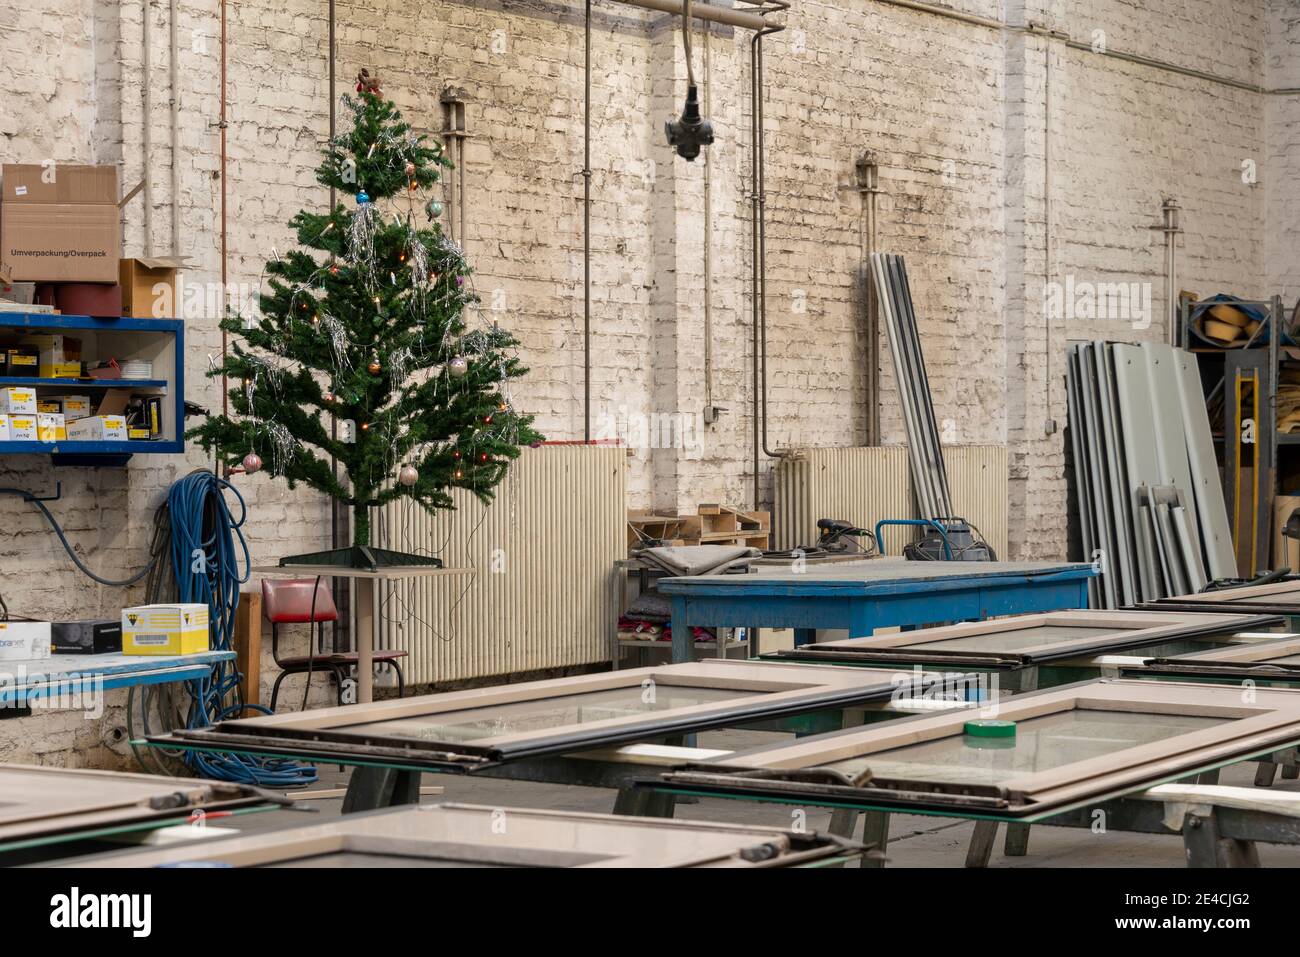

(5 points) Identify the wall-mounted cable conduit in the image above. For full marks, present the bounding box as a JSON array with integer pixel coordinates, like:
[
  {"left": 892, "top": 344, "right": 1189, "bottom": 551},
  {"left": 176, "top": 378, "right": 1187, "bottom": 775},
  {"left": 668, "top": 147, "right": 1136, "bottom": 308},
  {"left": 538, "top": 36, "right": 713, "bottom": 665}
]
[
  {"left": 754, "top": 5, "right": 790, "bottom": 510},
  {"left": 867, "top": 0, "right": 1292, "bottom": 95}
]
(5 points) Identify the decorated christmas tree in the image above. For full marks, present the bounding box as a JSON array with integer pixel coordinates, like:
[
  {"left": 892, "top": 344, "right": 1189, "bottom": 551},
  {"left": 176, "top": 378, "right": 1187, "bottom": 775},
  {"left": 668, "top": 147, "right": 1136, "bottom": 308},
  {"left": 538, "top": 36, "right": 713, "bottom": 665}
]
[{"left": 191, "top": 71, "right": 542, "bottom": 567}]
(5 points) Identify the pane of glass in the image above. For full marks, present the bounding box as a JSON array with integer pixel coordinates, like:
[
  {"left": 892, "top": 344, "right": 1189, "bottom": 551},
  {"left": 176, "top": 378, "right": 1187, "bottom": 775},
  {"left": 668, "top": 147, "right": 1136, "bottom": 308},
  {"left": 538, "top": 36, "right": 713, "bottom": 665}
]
[
  {"left": 910, "top": 625, "right": 1121, "bottom": 654},
  {"left": 262, "top": 852, "right": 511, "bottom": 868},
  {"left": 823, "top": 709, "right": 1225, "bottom": 786},
  {"left": 351, "top": 685, "right": 750, "bottom": 743},
  {"left": 1138, "top": 634, "right": 1270, "bottom": 658}
]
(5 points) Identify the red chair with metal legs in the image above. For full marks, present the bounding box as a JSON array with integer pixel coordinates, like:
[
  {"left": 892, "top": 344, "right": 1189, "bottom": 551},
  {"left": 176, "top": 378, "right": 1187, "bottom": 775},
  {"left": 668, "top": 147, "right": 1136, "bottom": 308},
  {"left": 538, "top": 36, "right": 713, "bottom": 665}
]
[{"left": 261, "top": 578, "right": 407, "bottom": 711}]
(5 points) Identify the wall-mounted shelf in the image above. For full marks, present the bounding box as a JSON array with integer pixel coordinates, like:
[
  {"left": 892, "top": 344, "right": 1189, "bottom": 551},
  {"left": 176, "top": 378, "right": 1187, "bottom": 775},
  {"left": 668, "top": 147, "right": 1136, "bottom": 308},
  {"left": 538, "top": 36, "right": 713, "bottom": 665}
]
[
  {"left": 0, "top": 376, "right": 168, "bottom": 391},
  {"left": 0, "top": 313, "right": 185, "bottom": 466}
]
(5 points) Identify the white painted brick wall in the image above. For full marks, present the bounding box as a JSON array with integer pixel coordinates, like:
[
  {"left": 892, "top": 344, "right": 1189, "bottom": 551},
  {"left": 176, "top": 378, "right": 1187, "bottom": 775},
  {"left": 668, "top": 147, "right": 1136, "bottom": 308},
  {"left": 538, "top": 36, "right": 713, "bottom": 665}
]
[{"left": 0, "top": 0, "right": 1291, "bottom": 764}]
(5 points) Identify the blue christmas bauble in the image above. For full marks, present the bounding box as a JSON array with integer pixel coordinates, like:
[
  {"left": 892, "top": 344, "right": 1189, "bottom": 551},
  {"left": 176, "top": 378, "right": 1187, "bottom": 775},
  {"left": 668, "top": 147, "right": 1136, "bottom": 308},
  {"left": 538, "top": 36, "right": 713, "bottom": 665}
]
[{"left": 356, "top": 190, "right": 370, "bottom": 204}]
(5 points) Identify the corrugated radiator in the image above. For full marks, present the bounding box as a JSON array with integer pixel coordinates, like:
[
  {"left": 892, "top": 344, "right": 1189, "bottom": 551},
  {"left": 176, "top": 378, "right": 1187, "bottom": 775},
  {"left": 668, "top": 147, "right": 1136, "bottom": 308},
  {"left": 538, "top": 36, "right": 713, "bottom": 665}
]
[
  {"left": 774, "top": 445, "right": 1009, "bottom": 558},
  {"left": 375, "top": 445, "right": 626, "bottom": 685}
]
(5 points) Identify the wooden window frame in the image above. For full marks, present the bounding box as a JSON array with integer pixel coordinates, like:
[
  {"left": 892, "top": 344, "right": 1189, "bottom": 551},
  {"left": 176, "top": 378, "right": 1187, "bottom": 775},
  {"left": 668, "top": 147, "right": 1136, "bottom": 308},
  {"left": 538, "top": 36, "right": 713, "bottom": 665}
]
[
  {"left": 154, "top": 660, "right": 948, "bottom": 770},
  {"left": 659, "top": 679, "right": 1300, "bottom": 818},
  {"left": 1140, "top": 579, "right": 1300, "bottom": 615},
  {"left": 72, "top": 803, "right": 856, "bottom": 869},
  {"left": 0, "top": 765, "right": 268, "bottom": 846},
  {"left": 1141, "top": 634, "right": 1300, "bottom": 681},
  {"left": 769, "top": 609, "right": 1280, "bottom": 668}
]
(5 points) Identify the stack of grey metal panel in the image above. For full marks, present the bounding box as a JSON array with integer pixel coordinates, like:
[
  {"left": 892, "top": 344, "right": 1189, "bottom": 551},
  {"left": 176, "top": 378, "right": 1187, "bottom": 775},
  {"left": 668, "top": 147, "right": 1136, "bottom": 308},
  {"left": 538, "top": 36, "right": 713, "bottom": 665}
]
[
  {"left": 1067, "top": 341, "right": 1236, "bottom": 608},
  {"left": 870, "top": 253, "right": 953, "bottom": 520}
]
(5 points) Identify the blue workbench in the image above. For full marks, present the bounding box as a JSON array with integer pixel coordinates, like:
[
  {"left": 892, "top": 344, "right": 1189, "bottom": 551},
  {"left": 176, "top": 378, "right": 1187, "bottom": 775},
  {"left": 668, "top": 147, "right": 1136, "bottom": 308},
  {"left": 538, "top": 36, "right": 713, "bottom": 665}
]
[
  {"left": 0, "top": 650, "right": 234, "bottom": 710},
  {"left": 656, "top": 559, "right": 1096, "bottom": 663}
]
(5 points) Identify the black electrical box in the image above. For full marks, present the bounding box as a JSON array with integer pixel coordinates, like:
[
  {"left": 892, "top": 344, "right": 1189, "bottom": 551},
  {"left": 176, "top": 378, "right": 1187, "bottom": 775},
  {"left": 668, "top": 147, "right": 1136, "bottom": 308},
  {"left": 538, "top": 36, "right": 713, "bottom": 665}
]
[
  {"left": 51, "top": 619, "right": 123, "bottom": 654},
  {"left": 4, "top": 346, "right": 38, "bottom": 377}
]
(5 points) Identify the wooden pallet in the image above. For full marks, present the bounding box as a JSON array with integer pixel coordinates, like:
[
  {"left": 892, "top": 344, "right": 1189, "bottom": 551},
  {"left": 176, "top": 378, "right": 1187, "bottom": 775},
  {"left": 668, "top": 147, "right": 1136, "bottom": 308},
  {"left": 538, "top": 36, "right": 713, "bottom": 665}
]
[{"left": 628, "top": 504, "right": 770, "bottom": 552}]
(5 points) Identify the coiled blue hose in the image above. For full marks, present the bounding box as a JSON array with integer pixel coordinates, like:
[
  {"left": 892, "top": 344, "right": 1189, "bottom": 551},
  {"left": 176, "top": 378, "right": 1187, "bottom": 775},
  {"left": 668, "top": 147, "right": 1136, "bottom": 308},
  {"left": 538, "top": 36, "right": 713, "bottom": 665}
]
[{"left": 168, "top": 470, "right": 316, "bottom": 787}]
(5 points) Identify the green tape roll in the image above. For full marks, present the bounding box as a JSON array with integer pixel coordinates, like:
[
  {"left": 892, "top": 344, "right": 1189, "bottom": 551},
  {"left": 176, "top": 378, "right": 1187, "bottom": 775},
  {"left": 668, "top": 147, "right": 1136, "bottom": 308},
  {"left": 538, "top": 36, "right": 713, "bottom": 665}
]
[{"left": 964, "top": 719, "right": 1016, "bottom": 738}]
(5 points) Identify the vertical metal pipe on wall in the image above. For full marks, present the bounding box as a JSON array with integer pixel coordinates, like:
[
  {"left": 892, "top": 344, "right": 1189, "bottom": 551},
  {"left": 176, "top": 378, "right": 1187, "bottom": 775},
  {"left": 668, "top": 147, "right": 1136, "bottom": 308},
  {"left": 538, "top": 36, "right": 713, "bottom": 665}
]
[
  {"left": 749, "top": 6, "right": 789, "bottom": 507},
  {"left": 1166, "top": 205, "right": 1178, "bottom": 346},
  {"left": 219, "top": 0, "right": 229, "bottom": 427},
  {"left": 143, "top": 0, "right": 153, "bottom": 254},
  {"left": 583, "top": 0, "right": 592, "bottom": 443},
  {"left": 750, "top": 27, "right": 761, "bottom": 508},
  {"left": 851, "top": 151, "right": 881, "bottom": 446},
  {"left": 1152, "top": 198, "right": 1182, "bottom": 347},
  {"left": 1042, "top": 30, "right": 1055, "bottom": 435},
  {"left": 327, "top": 0, "right": 351, "bottom": 646},
  {"left": 702, "top": 27, "right": 714, "bottom": 420},
  {"left": 170, "top": 0, "right": 180, "bottom": 256}
]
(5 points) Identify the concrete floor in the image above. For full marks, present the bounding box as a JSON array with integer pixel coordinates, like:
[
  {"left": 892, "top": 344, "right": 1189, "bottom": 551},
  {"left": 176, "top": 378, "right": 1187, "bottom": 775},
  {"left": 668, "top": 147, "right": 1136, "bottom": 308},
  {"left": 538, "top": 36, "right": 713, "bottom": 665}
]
[{"left": 207, "top": 726, "right": 1300, "bottom": 868}]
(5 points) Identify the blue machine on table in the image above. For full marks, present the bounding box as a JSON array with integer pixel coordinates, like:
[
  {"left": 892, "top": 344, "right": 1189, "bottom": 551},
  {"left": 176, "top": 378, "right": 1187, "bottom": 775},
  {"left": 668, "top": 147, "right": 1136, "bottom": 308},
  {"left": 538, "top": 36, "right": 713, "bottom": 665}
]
[{"left": 656, "top": 559, "right": 1097, "bottom": 664}]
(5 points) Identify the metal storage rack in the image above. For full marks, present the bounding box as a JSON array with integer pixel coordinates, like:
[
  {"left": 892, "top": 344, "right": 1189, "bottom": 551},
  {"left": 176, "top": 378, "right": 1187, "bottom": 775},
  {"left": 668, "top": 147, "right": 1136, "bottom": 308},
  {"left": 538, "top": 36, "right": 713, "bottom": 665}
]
[
  {"left": 1181, "top": 295, "right": 1291, "bottom": 576},
  {"left": 610, "top": 558, "right": 748, "bottom": 668},
  {"left": 0, "top": 312, "right": 185, "bottom": 466}
]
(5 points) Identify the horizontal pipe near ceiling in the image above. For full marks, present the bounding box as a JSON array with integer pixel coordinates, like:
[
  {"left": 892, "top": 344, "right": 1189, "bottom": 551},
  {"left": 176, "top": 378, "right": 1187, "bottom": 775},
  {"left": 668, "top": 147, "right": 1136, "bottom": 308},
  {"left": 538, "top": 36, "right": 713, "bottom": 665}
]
[
  {"left": 869, "top": 0, "right": 1285, "bottom": 95},
  {"left": 610, "top": 0, "right": 771, "bottom": 31}
]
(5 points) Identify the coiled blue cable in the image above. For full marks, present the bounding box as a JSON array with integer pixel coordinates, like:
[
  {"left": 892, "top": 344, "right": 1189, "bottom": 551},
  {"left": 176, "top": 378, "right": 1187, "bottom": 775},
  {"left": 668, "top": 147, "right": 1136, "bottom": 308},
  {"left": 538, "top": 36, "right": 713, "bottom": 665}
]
[{"left": 169, "top": 470, "right": 316, "bottom": 787}]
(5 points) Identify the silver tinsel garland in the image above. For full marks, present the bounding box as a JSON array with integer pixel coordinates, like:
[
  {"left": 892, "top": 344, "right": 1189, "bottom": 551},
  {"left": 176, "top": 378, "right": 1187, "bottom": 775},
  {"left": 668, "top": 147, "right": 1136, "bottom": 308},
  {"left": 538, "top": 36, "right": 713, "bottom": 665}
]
[
  {"left": 349, "top": 201, "right": 378, "bottom": 278},
  {"left": 318, "top": 313, "right": 353, "bottom": 376},
  {"left": 264, "top": 421, "right": 297, "bottom": 476},
  {"left": 406, "top": 231, "right": 431, "bottom": 286},
  {"left": 387, "top": 346, "right": 413, "bottom": 392}
]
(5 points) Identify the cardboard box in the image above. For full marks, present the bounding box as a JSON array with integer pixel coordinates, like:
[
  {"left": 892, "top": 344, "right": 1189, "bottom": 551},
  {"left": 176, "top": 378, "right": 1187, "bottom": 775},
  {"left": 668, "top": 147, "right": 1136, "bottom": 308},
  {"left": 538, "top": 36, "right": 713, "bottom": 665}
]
[
  {"left": 0, "top": 301, "right": 53, "bottom": 314},
  {"left": 0, "top": 386, "right": 36, "bottom": 414},
  {"left": 0, "top": 620, "right": 51, "bottom": 660},
  {"left": 121, "top": 604, "right": 209, "bottom": 656},
  {"left": 7, "top": 414, "right": 35, "bottom": 440},
  {"left": 53, "top": 395, "right": 92, "bottom": 420},
  {"left": 0, "top": 414, "right": 9, "bottom": 441},
  {"left": 0, "top": 165, "right": 121, "bottom": 282},
  {"left": 66, "top": 414, "right": 127, "bottom": 441},
  {"left": 3, "top": 345, "right": 37, "bottom": 377},
  {"left": 52, "top": 619, "right": 123, "bottom": 655},
  {"left": 20, "top": 334, "right": 81, "bottom": 377},
  {"left": 0, "top": 280, "right": 34, "bottom": 304},
  {"left": 120, "top": 257, "right": 187, "bottom": 319},
  {"left": 36, "top": 412, "right": 65, "bottom": 442}
]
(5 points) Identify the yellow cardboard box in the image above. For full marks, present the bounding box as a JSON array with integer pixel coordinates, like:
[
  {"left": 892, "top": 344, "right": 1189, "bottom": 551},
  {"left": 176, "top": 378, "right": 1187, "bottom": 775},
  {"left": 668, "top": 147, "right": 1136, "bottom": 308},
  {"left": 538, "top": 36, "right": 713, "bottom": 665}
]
[
  {"left": 67, "top": 414, "right": 127, "bottom": 441},
  {"left": 20, "top": 334, "right": 82, "bottom": 378},
  {"left": 121, "top": 603, "right": 210, "bottom": 655},
  {"left": 0, "top": 387, "right": 36, "bottom": 414},
  {"left": 7, "top": 414, "right": 36, "bottom": 440},
  {"left": 37, "top": 412, "right": 65, "bottom": 441},
  {"left": 54, "top": 395, "right": 92, "bottom": 420}
]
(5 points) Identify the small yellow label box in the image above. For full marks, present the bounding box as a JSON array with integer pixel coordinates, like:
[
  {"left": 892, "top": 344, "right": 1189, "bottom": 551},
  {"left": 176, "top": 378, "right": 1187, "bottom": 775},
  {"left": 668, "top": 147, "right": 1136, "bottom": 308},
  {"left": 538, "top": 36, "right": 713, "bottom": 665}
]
[{"left": 121, "top": 603, "right": 210, "bottom": 655}]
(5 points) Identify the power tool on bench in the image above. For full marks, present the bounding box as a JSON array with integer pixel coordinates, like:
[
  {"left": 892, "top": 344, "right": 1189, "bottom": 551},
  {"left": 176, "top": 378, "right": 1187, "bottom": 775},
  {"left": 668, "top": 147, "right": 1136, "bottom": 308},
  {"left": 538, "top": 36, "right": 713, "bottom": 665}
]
[
  {"left": 762, "top": 519, "right": 878, "bottom": 560},
  {"left": 874, "top": 516, "right": 997, "bottom": 561}
]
